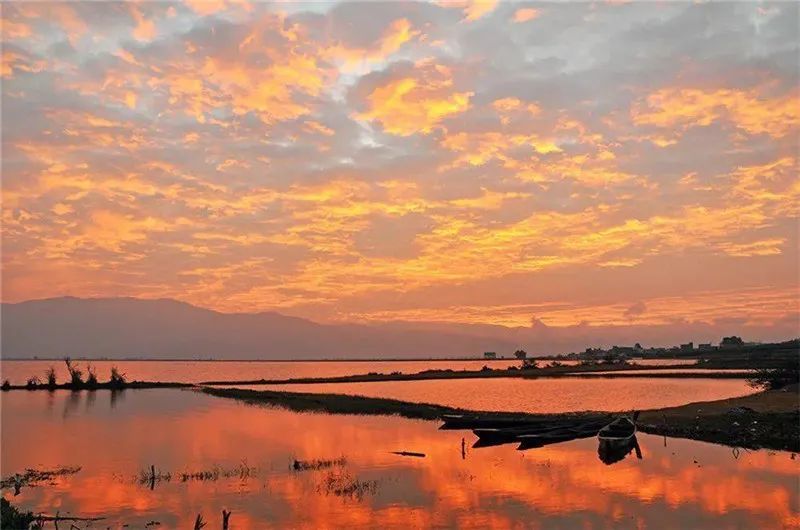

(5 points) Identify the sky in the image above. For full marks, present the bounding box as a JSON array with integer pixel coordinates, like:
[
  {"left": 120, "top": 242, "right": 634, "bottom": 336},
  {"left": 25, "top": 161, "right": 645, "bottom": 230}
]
[{"left": 1, "top": 1, "right": 798, "bottom": 344}]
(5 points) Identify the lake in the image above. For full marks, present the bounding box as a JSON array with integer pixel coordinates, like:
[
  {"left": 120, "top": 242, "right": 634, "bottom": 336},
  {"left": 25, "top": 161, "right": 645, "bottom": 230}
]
[
  {"left": 243, "top": 377, "right": 756, "bottom": 413},
  {"left": 1, "top": 388, "right": 796, "bottom": 529},
  {"left": 0, "top": 359, "right": 697, "bottom": 386}
]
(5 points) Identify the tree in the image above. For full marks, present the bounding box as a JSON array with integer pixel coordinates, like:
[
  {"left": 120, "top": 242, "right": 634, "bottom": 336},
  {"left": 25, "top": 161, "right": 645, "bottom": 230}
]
[
  {"left": 747, "top": 359, "right": 799, "bottom": 390},
  {"left": 514, "top": 349, "right": 527, "bottom": 359},
  {"left": 522, "top": 358, "right": 538, "bottom": 369}
]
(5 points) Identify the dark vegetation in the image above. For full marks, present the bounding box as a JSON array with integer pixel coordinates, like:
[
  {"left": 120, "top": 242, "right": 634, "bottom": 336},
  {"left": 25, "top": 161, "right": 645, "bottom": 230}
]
[
  {"left": 1, "top": 497, "right": 35, "bottom": 529},
  {"left": 1, "top": 466, "right": 82, "bottom": 495},
  {"left": 2, "top": 359, "right": 189, "bottom": 391},
  {"left": 637, "top": 383, "right": 799, "bottom": 452},
  {"left": 45, "top": 367, "right": 57, "bottom": 389},
  {"left": 201, "top": 386, "right": 465, "bottom": 420},
  {"left": 65, "top": 358, "right": 83, "bottom": 386},
  {"left": 138, "top": 462, "right": 257, "bottom": 489},
  {"left": 318, "top": 471, "right": 378, "bottom": 499},
  {"left": 86, "top": 363, "right": 98, "bottom": 388},
  {"left": 746, "top": 357, "right": 799, "bottom": 390},
  {"left": 293, "top": 457, "right": 347, "bottom": 471}
]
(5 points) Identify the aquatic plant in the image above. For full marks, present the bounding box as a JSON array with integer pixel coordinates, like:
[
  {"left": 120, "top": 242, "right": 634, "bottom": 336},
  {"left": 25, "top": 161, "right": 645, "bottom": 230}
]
[
  {"left": 86, "top": 364, "right": 98, "bottom": 388},
  {"left": 64, "top": 358, "right": 83, "bottom": 387},
  {"left": 45, "top": 367, "right": 57, "bottom": 388},
  {"left": 318, "top": 470, "right": 378, "bottom": 499},
  {"left": 109, "top": 366, "right": 126, "bottom": 387},
  {"left": 292, "top": 457, "right": 347, "bottom": 471},
  {"left": 138, "top": 466, "right": 171, "bottom": 487},
  {"left": 1, "top": 466, "right": 82, "bottom": 494},
  {"left": 180, "top": 467, "right": 220, "bottom": 482}
]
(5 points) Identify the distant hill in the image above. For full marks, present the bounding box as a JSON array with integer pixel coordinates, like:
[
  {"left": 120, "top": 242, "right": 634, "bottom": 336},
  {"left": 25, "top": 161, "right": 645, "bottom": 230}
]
[
  {"left": 0, "top": 297, "right": 515, "bottom": 359},
  {"left": 2, "top": 297, "right": 796, "bottom": 359}
]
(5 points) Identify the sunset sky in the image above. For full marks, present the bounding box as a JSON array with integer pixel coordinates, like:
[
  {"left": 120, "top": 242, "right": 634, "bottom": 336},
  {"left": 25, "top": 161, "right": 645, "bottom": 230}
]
[{"left": 2, "top": 1, "right": 798, "bottom": 341}]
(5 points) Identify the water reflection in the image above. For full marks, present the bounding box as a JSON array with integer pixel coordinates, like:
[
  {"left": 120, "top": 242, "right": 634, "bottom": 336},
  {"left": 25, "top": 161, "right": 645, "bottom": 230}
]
[
  {"left": 598, "top": 436, "right": 642, "bottom": 466},
  {"left": 251, "top": 377, "right": 756, "bottom": 414},
  {"left": 1, "top": 389, "right": 797, "bottom": 529}
]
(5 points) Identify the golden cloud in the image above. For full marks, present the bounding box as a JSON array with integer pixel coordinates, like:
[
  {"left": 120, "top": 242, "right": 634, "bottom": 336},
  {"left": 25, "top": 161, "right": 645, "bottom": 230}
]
[
  {"left": 357, "top": 63, "right": 472, "bottom": 136},
  {"left": 633, "top": 87, "right": 800, "bottom": 138}
]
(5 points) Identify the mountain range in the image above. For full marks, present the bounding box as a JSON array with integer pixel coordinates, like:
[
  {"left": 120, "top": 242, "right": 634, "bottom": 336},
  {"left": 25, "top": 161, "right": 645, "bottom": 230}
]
[{"left": 1, "top": 297, "right": 794, "bottom": 359}]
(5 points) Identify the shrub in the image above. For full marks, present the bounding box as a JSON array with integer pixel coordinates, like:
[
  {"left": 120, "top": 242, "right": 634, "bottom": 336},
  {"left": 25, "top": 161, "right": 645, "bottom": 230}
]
[
  {"left": 86, "top": 364, "right": 98, "bottom": 387},
  {"left": 110, "top": 366, "right": 126, "bottom": 387},
  {"left": 522, "top": 358, "right": 538, "bottom": 370},
  {"left": 1, "top": 498, "right": 35, "bottom": 530},
  {"left": 26, "top": 376, "right": 41, "bottom": 389},
  {"left": 747, "top": 359, "right": 800, "bottom": 390},
  {"left": 45, "top": 366, "right": 57, "bottom": 388},
  {"left": 64, "top": 358, "right": 83, "bottom": 387},
  {"left": 1, "top": 380, "right": 10, "bottom": 391}
]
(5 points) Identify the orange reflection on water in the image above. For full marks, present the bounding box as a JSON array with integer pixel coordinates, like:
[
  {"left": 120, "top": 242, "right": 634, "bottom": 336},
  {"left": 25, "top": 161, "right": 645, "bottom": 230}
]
[
  {"left": 252, "top": 377, "right": 756, "bottom": 413},
  {"left": 2, "top": 389, "right": 797, "bottom": 529}
]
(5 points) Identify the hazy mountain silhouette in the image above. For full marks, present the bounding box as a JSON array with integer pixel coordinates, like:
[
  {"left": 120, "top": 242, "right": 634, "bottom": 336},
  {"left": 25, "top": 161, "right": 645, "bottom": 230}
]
[
  {"left": 1, "top": 297, "right": 515, "bottom": 359},
  {"left": 2, "top": 297, "right": 795, "bottom": 359}
]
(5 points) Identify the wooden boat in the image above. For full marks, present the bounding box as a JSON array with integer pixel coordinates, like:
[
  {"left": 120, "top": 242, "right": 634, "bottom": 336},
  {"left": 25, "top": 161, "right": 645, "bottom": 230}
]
[
  {"left": 441, "top": 414, "right": 554, "bottom": 430},
  {"left": 474, "top": 419, "right": 608, "bottom": 444},
  {"left": 597, "top": 415, "right": 637, "bottom": 443},
  {"left": 517, "top": 424, "right": 603, "bottom": 450}
]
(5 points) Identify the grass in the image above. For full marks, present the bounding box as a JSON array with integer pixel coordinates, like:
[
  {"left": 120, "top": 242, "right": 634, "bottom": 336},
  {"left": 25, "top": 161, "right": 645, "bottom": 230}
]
[
  {"left": 637, "top": 383, "right": 799, "bottom": 451},
  {"left": 1, "top": 466, "right": 82, "bottom": 495},
  {"left": 201, "top": 386, "right": 467, "bottom": 420},
  {"left": 318, "top": 471, "right": 378, "bottom": 499},
  {"left": 292, "top": 457, "right": 347, "bottom": 471},
  {"left": 138, "top": 462, "right": 257, "bottom": 487}
]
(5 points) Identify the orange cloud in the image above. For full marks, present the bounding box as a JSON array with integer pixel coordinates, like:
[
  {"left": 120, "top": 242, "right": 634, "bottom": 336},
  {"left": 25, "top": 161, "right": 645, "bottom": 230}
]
[
  {"left": 327, "top": 18, "right": 420, "bottom": 72},
  {"left": 633, "top": 87, "right": 800, "bottom": 138},
  {"left": 185, "top": 0, "right": 227, "bottom": 16},
  {"left": 358, "top": 63, "right": 472, "bottom": 136},
  {"left": 130, "top": 6, "right": 156, "bottom": 41},
  {"left": 513, "top": 8, "right": 540, "bottom": 22},
  {"left": 438, "top": 0, "right": 500, "bottom": 21}
]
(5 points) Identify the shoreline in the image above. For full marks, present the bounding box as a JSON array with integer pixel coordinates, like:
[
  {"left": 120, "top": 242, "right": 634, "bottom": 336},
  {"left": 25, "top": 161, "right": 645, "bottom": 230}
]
[
  {"left": 199, "top": 385, "right": 799, "bottom": 452},
  {"left": 1, "top": 381, "right": 194, "bottom": 391}
]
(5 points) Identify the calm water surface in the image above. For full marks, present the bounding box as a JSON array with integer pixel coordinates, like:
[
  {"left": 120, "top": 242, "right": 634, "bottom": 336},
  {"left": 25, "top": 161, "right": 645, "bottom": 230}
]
[
  {"left": 0, "top": 360, "right": 518, "bottom": 385},
  {"left": 0, "top": 358, "right": 697, "bottom": 385},
  {"left": 246, "top": 377, "right": 757, "bottom": 413},
  {"left": 1, "top": 389, "right": 796, "bottom": 529}
]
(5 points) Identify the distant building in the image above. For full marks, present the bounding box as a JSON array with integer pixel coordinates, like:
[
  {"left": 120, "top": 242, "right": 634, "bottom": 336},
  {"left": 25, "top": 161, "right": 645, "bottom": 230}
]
[
  {"left": 483, "top": 351, "right": 497, "bottom": 359},
  {"left": 698, "top": 343, "right": 714, "bottom": 351},
  {"left": 679, "top": 342, "right": 694, "bottom": 352}
]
